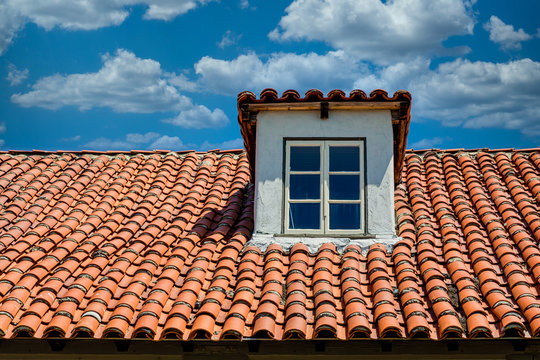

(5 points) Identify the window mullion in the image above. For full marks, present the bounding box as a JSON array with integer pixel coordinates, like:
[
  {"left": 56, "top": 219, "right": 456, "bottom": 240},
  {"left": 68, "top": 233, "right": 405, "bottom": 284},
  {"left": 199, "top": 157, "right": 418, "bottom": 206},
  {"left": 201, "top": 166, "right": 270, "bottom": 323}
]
[
  {"left": 323, "top": 140, "right": 329, "bottom": 234},
  {"left": 327, "top": 171, "right": 361, "bottom": 175},
  {"left": 285, "top": 142, "right": 291, "bottom": 231},
  {"left": 289, "top": 171, "right": 321, "bottom": 175},
  {"left": 360, "top": 143, "right": 365, "bottom": 232}
]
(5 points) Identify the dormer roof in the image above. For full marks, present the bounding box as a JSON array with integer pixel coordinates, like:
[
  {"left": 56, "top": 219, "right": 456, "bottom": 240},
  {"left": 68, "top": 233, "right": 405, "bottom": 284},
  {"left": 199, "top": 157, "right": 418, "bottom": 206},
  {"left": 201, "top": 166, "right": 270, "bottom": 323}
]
[{"left": 237, "top": 88, "right": 411, "bottom": 184}]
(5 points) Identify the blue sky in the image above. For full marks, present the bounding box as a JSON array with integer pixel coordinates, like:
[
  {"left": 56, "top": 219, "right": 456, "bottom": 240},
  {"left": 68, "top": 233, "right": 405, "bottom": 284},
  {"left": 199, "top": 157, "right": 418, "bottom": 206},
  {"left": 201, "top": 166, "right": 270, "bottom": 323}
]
[{"left": 0, "top": 0, "right": 539, "bottom": 152}]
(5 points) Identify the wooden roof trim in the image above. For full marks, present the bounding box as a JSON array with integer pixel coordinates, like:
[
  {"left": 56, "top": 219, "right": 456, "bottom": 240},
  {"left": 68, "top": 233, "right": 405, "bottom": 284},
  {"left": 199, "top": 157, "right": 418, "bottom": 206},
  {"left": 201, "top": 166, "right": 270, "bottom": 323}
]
[{"left": 245, "top": 101, "right": 404, "bottom": 112}]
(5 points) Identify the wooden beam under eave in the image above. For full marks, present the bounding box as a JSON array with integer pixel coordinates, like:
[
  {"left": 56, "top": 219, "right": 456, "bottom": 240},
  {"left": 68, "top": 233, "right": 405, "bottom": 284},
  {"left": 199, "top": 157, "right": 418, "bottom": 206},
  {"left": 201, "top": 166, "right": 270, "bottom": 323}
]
[{"left": 245, "top": 101, "right": 403, "bottom": 112}]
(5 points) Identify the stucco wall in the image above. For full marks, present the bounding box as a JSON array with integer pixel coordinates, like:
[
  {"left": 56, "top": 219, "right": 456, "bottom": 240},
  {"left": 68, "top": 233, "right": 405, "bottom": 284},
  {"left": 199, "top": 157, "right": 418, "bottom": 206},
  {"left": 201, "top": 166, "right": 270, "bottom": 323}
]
[{"left": 253, "top": 109, "right": 396, "bottom": 242}]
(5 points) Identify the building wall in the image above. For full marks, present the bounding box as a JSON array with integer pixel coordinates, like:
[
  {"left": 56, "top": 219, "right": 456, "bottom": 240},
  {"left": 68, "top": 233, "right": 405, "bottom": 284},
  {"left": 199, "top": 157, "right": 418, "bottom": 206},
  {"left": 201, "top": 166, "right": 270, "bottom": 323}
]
[{"left": 253, "top": 109, "right": 395, "bottom": 243}]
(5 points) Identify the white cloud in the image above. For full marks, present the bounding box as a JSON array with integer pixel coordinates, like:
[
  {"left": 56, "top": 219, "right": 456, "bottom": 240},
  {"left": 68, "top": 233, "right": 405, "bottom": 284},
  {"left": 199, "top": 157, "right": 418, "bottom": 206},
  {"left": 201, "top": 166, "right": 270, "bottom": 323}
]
[
  {"left": 359, "top": 57, "right": 540, "bottom": 136},
  {"left": 483, "top": 16, "right": 532, "bottom": 50},
  {"left": 0, "top": 1, "right": 211, "bottom": 54},
  {"left": 8, "top": 0, "right": 129, "bottom": 31},
  {"left": 218, "top": 30, "right": 241, "bottom": 49},
  {"left": 126, "top": 132, "right": 160, "bottom": 143},
  {"left": 199, "top": 138, "right": 244, "bottom": 151},
  {"left": 409, "top": 137, "right": 447, "bottom": 149},
  {"left": 413, "top": 58, "right": 540, "bottom": 134},
  {"left": 0, "top": 139, "right": 5, "bottom": 147},
  {"left": 164, "top": 104, "right": 228, "bottom": 129},
  {"left": 12, "top": 0, "right": 210, "bottom": 27},
  {"left": 11, "top": 49, "right": 188, "bottom": 112},
  {"left": 84, "top": 137, "right": 137, "bottom": 150},
  {"left": 168, "top": 73, "right": 199, "bottom": 92},
  {"left": 139, "top": 0, "right": 208, "bottom": 21},
  {"left": 195, "top": 47, "right": 540, "bottom": 136},
  {"left": 11, "top": 49, "right": 228, "bottom": 129},
  {"left": 6, "top": 64, "right": 29, "bottom": 86},
  {"left": 149, "top": 135, "right": 186, "bottom": 149},
  {"left": 59, "top": 135, "right": 81, "bottom": 142},
  {"left": 0, "top": 3, "right": 25, "bottom": 56},
  {"left": 0, "top": 122, "right": 6, "bottom": 134},
  {"left": 239, "top": 0, "right": 255, "bottom": 10},
  {"left": 84, "top": 131, "right": 162, "bottom": 150},
  {"left": 83, "top": 132, "right": 241, "bottom": 151},
  {"left": 352, "top": 57, "right": 430, "bottom": 92},
  {"left": 85, "top": 132, "right": 193, "bottom": 151},
  {"left": 195, "top": 50, "right": 368, "bottom": 95},
  {"left": 270, "top": 0, "right": 475, "bottom": 63}
]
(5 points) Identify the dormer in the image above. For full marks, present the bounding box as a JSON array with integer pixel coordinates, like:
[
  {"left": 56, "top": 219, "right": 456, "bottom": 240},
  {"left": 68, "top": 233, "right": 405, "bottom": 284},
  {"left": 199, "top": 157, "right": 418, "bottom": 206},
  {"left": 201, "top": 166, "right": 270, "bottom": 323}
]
[{"left": 238, "top": 89, "right": 411, "bottom": 251}]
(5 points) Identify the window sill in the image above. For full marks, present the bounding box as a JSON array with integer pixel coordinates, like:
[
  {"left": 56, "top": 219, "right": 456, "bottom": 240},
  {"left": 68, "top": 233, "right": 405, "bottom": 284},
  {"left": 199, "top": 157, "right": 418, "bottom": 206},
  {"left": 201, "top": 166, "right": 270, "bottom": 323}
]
[
  {"left": 275, "top": 233, "right": 374, "bottom": 239},
  {"left": 249, "top": 233, "right": 399, "bottom": 254}
]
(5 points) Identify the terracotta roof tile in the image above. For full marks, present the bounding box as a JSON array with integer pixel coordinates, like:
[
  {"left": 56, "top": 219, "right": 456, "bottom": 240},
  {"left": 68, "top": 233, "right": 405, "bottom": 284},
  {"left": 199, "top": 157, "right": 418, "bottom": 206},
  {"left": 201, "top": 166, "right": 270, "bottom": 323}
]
[{"left": 0, "top": 148, "right": 538, "bottom": 340}]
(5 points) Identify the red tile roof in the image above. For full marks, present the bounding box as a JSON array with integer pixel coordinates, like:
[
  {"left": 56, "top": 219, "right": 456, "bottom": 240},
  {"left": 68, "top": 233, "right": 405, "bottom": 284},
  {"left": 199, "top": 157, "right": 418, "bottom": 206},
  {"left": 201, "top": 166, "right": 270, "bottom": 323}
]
[{"left": 0, "top": 148, "right": 538, "bottom": 340}]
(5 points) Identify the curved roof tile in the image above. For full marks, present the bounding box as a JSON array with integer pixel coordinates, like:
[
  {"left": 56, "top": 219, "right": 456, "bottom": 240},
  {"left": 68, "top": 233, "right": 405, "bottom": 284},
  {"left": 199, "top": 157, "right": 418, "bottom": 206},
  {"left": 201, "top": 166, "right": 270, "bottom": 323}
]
[{"left": 0, "top": 148, "right": 538, "bottom": 340}]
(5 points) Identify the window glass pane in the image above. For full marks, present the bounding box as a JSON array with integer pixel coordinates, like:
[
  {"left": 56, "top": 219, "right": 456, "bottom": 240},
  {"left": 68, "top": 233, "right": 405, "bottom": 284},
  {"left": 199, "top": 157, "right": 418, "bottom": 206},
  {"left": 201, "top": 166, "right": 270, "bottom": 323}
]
[
  {"left": 290, "top": 146, "right": 320, "bottom": 171},
  {"left": 329, "top": 146, "right": 359, "bottom": 171},
  {"left": 289, "top": 203, "right": 320, "bottom": 229},
  {"left": 290, "top": 174, "right": 320, "bottom": 199},
  {"left": 329, "top": 204, "right": 361, "bottom": 230},
  {"left": 329, "top": 175, "right": 360, "bottom": 200}
]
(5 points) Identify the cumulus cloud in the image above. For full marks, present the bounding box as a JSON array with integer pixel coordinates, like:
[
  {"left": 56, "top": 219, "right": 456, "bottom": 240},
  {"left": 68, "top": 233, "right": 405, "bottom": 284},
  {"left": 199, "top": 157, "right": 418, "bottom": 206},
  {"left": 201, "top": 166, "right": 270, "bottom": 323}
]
[
  {"left": 149, "top": 135, "right": 186, "bottom": 150},
  {"left": 125, "top": 132, "right": 160, "bottom": 143},
  {"left": 0, "top": 0, "right": 212, "bottom": 54},
  {"left": 139, "top": 0, "right": 210, "bottom": 21},
  {"left": 6, "top": 64, "right": 29, "bottom": 86},
  {"left": 239, "top": 0, "right": 250, "bottom": 9},
  {"left": 84, "top": 137, "right": 140, "bottom": 151},
  {"left": 195, "top": 50, "right": 367, "bottom": 95},
  {"left": 0, "top": 123, "right": 6, "bottom": 134},
  {"left": 413, "top": 58, "right": 540, "bottom": 133},
  {"left": 84, "top": 131, "right": 160, "bottom": 150},
  {"left": 199, "top": 138, "right": 244, "bottom": 151},
  {"left": 84, "top": 132, "right": 240, "bottom": 151},
  {"left": 409, "top": 137, "right": 448, "bottom": 149},
  {"left": 352, "top": 57, "right": 430, "bottom": 92},
  {"left": 367, "top": 58, "right": 540, "bottom": 136},
  {"left": 164, "top": 105, "right": 228, "bottom": 129},
  {"left": 0, "top": 3, "right": 25, "bottom": 56},
  {"left": 12, "top": 49, "right": 189, "bottom": 112},
  {"left": 218, "top": 30, "right": 241, "bottom": 49},
  {"left": 11, "top": 49, "right": 228, "bottom": 128},
  {"left": 9, "top": 1, "right": 129, "bottom": 31},
  {"left": 59, "top": 135, "right": 81, "bottom": 142},
  {"left": 335, "top": 55, "right": 540, "bottom": 136},
  {"left": 168, "top": 73, "right": 200, "bottom": 92},
  {"left": 194, "top": 48, "right": 540, "bottom": 136},
  {"left": 483, "top": 16, "right": 532, "bottom": 50},
  {"left": 270, "top": 0, "right": 475, "bottom": 63}
]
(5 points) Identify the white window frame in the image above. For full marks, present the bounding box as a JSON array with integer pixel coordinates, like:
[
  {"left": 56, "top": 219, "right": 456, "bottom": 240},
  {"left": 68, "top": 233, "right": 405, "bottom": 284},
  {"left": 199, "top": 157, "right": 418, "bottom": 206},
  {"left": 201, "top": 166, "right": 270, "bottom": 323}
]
[{"left": 284, "top": 139, "right": 365, "bottom": 235}]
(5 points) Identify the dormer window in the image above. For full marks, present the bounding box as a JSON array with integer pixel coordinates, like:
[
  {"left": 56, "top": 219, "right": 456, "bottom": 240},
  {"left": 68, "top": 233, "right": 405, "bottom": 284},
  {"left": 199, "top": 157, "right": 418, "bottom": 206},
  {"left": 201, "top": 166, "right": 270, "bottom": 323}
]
[
  {"left": 237, "top": 88, "right": 411, "bottom": 247},
  {"left": 285, "top": 139, "right": 365, "bottom": 234}
]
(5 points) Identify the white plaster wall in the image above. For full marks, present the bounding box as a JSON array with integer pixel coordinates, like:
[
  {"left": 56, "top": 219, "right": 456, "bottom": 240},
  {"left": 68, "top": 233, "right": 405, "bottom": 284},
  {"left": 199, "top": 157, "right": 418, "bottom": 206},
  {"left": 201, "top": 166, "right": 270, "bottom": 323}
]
[{"left": 253, "top": 109, "right": 396, "bottom": 239}]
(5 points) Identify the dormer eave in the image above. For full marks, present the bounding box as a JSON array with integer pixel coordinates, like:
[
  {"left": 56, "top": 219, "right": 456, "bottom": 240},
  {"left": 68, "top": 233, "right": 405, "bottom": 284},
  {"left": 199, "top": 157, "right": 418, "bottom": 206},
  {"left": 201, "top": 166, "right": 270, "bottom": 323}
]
[{"left": 237, "top": 88, "right": 411, "bottom": 185}]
